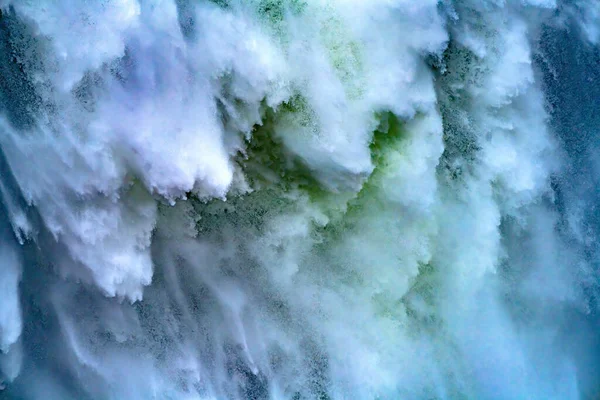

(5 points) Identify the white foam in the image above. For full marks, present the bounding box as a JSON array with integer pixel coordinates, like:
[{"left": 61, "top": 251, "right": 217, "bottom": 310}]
[{"left": 0, "top": 0, "right": 595, "bottom": 398}]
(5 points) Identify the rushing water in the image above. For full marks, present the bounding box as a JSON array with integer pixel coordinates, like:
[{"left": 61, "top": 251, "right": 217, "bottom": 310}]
[{"left": 0, "top": 1, "right": 599, "bottom": 399}]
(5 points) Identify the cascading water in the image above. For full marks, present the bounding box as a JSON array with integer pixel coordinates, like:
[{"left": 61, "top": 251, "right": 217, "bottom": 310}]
[{"left": 0, "top": 0, "right": 599, "bottom": 399}]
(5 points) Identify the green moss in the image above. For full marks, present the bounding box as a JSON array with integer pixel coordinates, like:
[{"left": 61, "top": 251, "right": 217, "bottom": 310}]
[
  {"left": 369, "top": 111, "right": 406, "bottom": 168},
  {"left": 308, "top": 111, "right": 409, "bottom": 260},
  {"left": 190, "top": 95, "right": 327, "bottom": 235},
  {"left": 238, "top": 95, "right": 326, "bottom": 200},
  {"left": 342, "top": 111, "right": 407, "bottom": 218},
  {"left": 190, "top": 104, "right": 411, "bottom": 264}
]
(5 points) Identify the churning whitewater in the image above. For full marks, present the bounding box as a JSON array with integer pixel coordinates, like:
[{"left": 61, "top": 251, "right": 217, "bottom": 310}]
[{"left": 0, "top": 0, "right": 599, "bottom": 399}]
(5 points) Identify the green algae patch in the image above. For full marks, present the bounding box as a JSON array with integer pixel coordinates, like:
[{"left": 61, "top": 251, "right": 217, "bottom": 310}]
[
  {"left": 238, "top": 96, "right": 326, "bottom": 200},
  {"left": 343, "top": 111, "right": 408, "bottom": 215},
  {"left": 369, "top": 111, "right": 407, "bottom": 172}
]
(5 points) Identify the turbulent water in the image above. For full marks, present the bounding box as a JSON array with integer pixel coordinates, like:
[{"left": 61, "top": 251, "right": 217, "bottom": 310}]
[{"left": 0, "top": 0, "right": 599, "bottom": 399}]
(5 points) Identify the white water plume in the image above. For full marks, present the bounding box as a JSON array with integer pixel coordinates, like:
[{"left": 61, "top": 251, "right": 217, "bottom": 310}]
[{"left": 0, "top": 0, "right": 598, "bottom": 399}]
